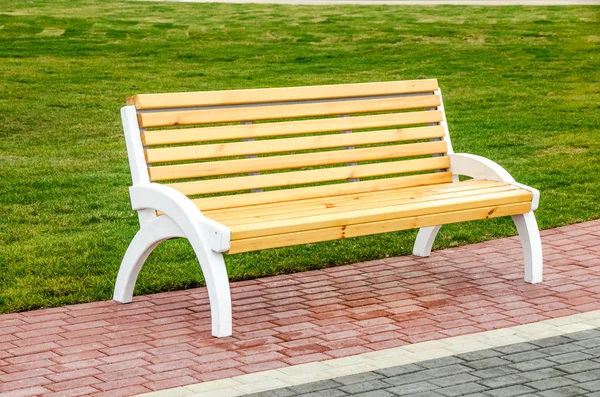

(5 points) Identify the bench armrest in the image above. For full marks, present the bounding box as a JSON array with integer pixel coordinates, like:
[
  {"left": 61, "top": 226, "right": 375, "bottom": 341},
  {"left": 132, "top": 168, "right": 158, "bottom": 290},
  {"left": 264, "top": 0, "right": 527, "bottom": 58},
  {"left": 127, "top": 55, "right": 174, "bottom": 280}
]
[
  {"left": 129, "top": 183, "right": 231, "bottom": 252},
  {"left": 449, "top": 153, "right": 539, "bottom": 211}
]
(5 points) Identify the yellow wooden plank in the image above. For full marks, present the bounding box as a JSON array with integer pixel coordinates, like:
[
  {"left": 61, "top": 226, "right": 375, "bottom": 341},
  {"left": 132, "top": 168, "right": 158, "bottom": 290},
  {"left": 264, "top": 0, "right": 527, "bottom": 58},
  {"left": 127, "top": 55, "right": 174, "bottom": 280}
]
[
  {"left": 129, "top": 79, "right": 439, "bottom": 110},
  {"left": 142, "top": 110, "right": 443, "bottom": 146},
  {"left": 145, "top": 126, "right": 445, "bottom": 163},
  {"left": 193, "top": 172, "right": 453, "bottom": 211},
  {"left": 227, "top": 202, "right": 531, "bottom": 253},
  {"left": 207, "top": 180, "right": 507, "bottom": 222},
  {"left": 219, "top": 185, "right": 521, "bottom": 226},
  {"left": 228, "top": 189, "right": 533, "bottom": 240},
  {"left": 138, "top": 95, "right": 441, "bottom": 128},
  {"left": 168, "top": 156, "right": 450, "bottom": 196},
  {"left": 149, "top": 140, "right": 448, "bottom": 181}
]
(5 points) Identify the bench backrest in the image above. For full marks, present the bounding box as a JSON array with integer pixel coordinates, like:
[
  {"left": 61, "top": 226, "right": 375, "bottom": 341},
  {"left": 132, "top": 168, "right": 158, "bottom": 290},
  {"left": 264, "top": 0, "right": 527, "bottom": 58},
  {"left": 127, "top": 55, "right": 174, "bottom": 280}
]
[{"left": 122, "top": 79, "right": 455, "bottom": 211}]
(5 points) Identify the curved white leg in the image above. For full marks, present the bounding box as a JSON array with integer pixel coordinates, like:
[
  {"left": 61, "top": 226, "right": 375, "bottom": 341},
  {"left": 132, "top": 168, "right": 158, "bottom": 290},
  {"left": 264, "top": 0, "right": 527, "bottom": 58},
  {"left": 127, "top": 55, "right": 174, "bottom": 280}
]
[
  {"left": 512, "top": 212, "right": 543, "bottom": 284},
  {"left": 413, "top": 225, "right": 442, "bottom": 257},
  {"left": 113, "top": 216, "right": 185, "bottom": 303},
  {"left": 188, "top": 236, "right": 232, "bottom": 337}
]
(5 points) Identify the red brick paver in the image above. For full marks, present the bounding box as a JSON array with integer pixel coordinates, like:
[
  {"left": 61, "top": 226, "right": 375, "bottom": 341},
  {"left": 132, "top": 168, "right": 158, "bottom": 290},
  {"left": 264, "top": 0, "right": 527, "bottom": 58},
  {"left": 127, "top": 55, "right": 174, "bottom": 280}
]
[{"left": 1, "top": 220, "right": 600, "bottom": 396}]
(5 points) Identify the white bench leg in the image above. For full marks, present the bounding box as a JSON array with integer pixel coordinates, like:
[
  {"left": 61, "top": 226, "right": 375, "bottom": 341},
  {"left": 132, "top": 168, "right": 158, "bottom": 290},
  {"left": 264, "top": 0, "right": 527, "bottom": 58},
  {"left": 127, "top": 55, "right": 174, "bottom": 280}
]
[
  {"left": 113, "top": 216, "right": 184, "bottom": 303},
  {"left": 114, "top": 216, "right": 233, "bottom": 338},
  {"left": 512, "top": 212, "right": 543, "bottom": 284},
  {"left": 413, "top": 225, "right": 441, "bottom": 257}
]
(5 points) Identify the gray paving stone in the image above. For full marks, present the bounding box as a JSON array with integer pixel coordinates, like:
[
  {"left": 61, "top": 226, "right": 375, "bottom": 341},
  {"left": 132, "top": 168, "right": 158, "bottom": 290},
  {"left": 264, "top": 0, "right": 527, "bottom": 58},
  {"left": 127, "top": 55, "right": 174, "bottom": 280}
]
[
  {"left": 566, "top": 368, "right": 600, "bottom": 382},
  {"left": 384, "top": 372, "right": 434, "bottom": 386},
  {"left": 422, "top": 364, "right": 472, "bottom": 378},
  {"left": 531, "top": 336, "right": 573, "bottom": 348},
  {"left": 586, "top": 393, "right": 600, "bottom": 397},
  {"left": 299, "top": 389, "right": 348, "bottom": 397},
  {"left": 564, "top": 329, "right": 600, "bottom": 341},
  {"left": 494, "top": 343, "right": 540, "bottom": 355},
  {"left": 508, "top": 359, "right": 556, "bottom": 372},
  {"left": 377, "top": 364, "right": 426, "bottom": 377},
  {"left": 555, "top": 359, "right": 600, "bottom": 374},
  {"left": 335, "top": 372, "right": 384, "bottom": 385},
  {"left": 402, "top": 393, "right": 445, "bottom": 397},
  {"left": 485, "top": 385, "right": 536, "bottom": 397},
  {"left": 546, "top": 351, "right": 594, "bottom": 364},
  {"left": 339, "top": 380, "right": 390, "bottom": 394},
  {"left": 501, "top": 351, "right": 548, "bottom": 363},
  {"left": 581, "top": 380, "right": 600, "bottom": 393},
  {"left": 250, "top": 389, "right": 297, "bottom": 397},
  {"left": 537, "top": 343, "right": 585, "bottom": 356},
  {"left": 519, "top": 368, "right": 568, "bottom": 381},
  {"left": 456, "top": 350, "right": 503, "bottom": 361},
  {"left": 526, "top": 376, "right": 576, "bottom": 391},
  {"left": 538, "top": 386, "right": 590, "bottom": 397},
  {"left": 419, "top": 357, "right": 465, "bottom": 369},
  {"left": 587, "top": 347, "right": 600, "bottom": 357},
  {"left": 470, "top": 366, "right": 520, "bottom": 379},
  {"left": 464, "top": 357, "right": 511, "bottom": 370},
  {"left": 290, "top": 380, "right": 343, "bottom": 394},
  {"left": 575, "top": 338, "right": 600, "bottom": 349},
  {"left": 429, "top": 373, "right": 479, "bottom": 387},
  {"left": 353, "top": 390, "right": 396, "bottom": 397},
  {"left": 435, "top": 382, "right": 489, "bottom": 397},
  {"left": 387, "top": 381, "right": 439, "bottom": 396},
  {"left": 477, "top": 374, "right": 530, "bottom": 388}
]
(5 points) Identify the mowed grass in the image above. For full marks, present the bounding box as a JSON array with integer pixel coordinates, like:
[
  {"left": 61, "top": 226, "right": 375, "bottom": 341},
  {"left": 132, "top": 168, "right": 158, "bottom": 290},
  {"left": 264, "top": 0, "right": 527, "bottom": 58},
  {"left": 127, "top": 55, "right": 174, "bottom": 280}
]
[{"left": 0, "top": 1, "right": 599, "bottom": 313}]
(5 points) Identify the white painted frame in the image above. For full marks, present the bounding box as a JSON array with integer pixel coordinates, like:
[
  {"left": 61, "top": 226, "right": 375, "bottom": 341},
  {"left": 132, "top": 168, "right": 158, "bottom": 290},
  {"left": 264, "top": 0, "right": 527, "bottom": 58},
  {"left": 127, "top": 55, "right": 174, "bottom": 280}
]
[
  {"left": 412, "top": 90, "right": 542, "bottom": 284},
  {"left": 114, "top": 106, "right": 233, "bottom": 337}
]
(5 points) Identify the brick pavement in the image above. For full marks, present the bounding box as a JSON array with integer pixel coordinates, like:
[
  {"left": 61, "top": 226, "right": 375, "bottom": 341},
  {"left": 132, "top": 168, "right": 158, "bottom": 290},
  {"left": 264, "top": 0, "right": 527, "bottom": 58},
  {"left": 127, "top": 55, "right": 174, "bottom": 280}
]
[
  {"left": 248, "top": 328, "right": 600, "bottom": 397},
  {"left": 0, "top": 219, "right": 599, "bottom": 396}
]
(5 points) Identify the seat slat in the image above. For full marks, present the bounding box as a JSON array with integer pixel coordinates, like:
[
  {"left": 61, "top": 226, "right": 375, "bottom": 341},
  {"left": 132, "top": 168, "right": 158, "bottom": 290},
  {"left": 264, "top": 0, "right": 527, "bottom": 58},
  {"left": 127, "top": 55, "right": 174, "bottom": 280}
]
[
  {"left": 205, "top": 180, "right": 506, "bottom": 222},
  {"left": 168, "top": 156, "right": 450, "bottom": 196},
  {"left": 218, "top": 185, "right": 521, "bottom": 226},
  {"left": 142, "top": 110, "right": 444, "bottom": 146},
  {"left": 229, "top": 189, "right": 533, "bottom": 240},
  {"left": 138, "top": 95, "right": 441, "bottom": 128},
  {"left": 146, "top": 126, "right": 445, "bottom": 163},
  {"left": 227, "top": 202, "right": 531, "bottom": 253},
  {"left": 129, "top": 79, "right": 439, "bottom": 110},
  {"left": 149, "top": 140, "right": 448, "bottom": 181},
  {"left": 193, "top": 172, "right": 453, "bottom": 211}
]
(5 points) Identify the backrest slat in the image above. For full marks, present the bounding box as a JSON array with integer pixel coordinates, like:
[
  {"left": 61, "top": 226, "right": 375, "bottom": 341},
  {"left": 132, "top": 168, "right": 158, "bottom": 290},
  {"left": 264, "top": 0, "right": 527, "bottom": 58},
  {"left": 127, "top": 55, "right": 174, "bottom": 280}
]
[
  {"left": 129, "top": 79, "right": 439, "bottom": 109},
  {"left": 141, "top": 110, "right": 443, "bottom": 145},
  {"left": 137, "top": 95, "right": 441, "bottom": 128}
]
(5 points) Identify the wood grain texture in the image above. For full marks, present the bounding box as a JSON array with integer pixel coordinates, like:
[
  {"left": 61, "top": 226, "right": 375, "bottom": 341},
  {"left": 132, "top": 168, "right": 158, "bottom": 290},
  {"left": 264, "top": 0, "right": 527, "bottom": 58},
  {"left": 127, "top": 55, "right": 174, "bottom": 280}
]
[
  {"left": 227, "top": 202, "right": 531, "bottom": 253},
  {"left": 149, "top": 140, "right": 448, "bottom": 181},
  {"left": 166, "top": 156, "right": 451, "bottom": 196},
  {"left": 138, "top": 95, "right": 441, "bottom": 128},
  {"left": 145, "top": 126, "right": 445, "bottom": 163},
  {"left": 142, "top": 110, "right": 443, "bottom": 145},
  {"left": 192, "top": 172, "right": 453, "bottom": 211},
  {"left": 129, "top": 79, "right": 439, "bottom": 110},
  {"left": 227, "top": 189, "right": 533, "bottom": 239}
]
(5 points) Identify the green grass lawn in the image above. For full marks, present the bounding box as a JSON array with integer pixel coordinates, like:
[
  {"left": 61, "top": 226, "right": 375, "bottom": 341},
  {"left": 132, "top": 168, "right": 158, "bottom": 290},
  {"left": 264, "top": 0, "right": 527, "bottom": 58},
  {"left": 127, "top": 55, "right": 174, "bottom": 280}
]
[{"left": 0, "top": 0, "right": 599, "bottom": 313}]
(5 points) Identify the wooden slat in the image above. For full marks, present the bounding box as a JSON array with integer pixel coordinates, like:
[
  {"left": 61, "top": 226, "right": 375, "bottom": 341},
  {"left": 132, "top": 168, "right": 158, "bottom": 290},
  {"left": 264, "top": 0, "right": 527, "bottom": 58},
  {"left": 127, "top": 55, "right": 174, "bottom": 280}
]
[
  {"left": 193, "top": 172, "right": 453, "bottom": 211},
  {"left": 149, "top": 140, "right": 448, "bottom": 181},
  {"left": 218, "top": 185, "right": 521, "bottom": 226},
  {"left": 129, "top": 79, "right": 439, "bottom": 110},
  {"left": 142, "top": 110, "right": 443, "bottom": 146},
  {"left": 227, "top": 202, "right": 532, "bottom": 253},
  {"left": 168, "top": 156, "right": 451, "bottom": 196},
  {"left": 146, "top": 126, "right": 445, "bottom": 163},
  {"left": 138, "top": 95, "right": 441, "bottom": 128},
  {"left": 206, "top": 180, "right": 506, "bottom": 222},
  {"left": 228, "top": 189, "right": 533, "bottom": 240}
]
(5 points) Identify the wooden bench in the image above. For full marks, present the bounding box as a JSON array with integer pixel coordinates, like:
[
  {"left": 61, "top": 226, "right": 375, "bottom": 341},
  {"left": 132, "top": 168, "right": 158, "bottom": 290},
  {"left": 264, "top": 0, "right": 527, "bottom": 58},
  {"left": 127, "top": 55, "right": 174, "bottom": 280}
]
[{"left": 114, "top": 79, "right": 543, "bottom": 337}]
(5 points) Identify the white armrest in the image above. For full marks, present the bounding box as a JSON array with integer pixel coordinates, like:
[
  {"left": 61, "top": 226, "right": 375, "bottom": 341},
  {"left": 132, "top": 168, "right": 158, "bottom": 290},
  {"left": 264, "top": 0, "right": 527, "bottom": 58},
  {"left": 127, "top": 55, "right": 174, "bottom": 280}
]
[
  {"left": 129, "top": 183, "right": 231, "bottom": 252},
  {"left": 449, "top": 153, "right": 539, "bottom": 211}
]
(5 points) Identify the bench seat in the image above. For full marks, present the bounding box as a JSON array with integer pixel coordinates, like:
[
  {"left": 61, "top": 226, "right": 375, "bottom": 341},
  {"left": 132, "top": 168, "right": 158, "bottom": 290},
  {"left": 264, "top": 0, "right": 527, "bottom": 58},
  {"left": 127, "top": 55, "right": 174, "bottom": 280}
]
[
  {"left": 115, "top": 79, "right": 543, "bottom": 338},
  {"left": 201, "top": 179, "right": 533, "bottom": 253}
]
